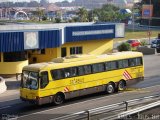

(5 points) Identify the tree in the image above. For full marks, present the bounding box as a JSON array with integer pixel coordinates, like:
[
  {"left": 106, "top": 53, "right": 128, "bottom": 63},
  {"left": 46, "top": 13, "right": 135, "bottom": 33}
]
[
  {"left": 77, "top": 7, "right": 88, "bottom": 22},
  {"left": 55, "top": 17, "right": 61, "bottom": 23},
  {"left": 93, "top": 4, "right": 130, "bottom": 22},
  {"left": 88, "top": 10, "right": 98, "bottom": 22},
  {"left": 35, "top": 8, "right": 45, "bottom": 21}
]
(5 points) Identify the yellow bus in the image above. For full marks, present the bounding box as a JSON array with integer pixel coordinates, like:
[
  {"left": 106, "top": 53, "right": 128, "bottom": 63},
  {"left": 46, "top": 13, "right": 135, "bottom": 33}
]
[{"left": 20, "top": 51, "right": 144, "bottom": 105}]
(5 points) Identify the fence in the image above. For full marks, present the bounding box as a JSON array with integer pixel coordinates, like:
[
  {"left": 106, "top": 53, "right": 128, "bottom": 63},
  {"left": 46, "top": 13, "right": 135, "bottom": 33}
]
[{"left": 52, "top": 94, "right": 160, "bottom": 120}]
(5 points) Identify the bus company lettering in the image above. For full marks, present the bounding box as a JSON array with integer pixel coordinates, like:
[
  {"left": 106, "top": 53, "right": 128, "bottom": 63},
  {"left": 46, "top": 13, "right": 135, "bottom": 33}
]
[{"left": 70, "top": 78, "right": 84, "bottom": 85}]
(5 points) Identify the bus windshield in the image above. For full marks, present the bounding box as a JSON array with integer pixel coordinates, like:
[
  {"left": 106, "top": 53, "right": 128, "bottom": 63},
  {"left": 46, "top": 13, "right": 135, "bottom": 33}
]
[{"left": 22, "top": 71, "right": 39, "bottom": 90}]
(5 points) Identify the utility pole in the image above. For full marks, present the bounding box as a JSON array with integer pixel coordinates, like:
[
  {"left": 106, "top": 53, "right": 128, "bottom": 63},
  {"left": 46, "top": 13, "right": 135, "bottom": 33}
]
[
  {"left": 92, "top": 0, "right": 93, "bottom": 22},
  {"left": 132, "top": 0, "right": 135, "bottom": 32},
  {"left": 148, "top": 0, "right": 151, "bottom": 44}
]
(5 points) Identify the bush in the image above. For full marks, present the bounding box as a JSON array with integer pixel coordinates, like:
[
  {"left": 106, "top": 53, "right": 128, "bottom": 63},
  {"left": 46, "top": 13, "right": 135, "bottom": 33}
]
[
  {"left": 55, "top": 18, "right": 61, "bottom": 23},
  {"left": 42, "top": 16, "right": 47, "bottom": 21},
  {"left": 140, "top": 40, "right": 147, "bottom": 46},
  {"left": 117, "top": 42, "right": 131, "bottom": 52}
]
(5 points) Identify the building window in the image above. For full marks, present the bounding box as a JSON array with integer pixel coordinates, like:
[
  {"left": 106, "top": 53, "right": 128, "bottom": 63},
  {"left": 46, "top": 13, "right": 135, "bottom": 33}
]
[
  {"left": 40, "top": 49, "right": 45, "bottom": 54},
  {"left": 61, "top": 47, "right": 67, "bottom": 57},
  {"left": 3, "top": 52, "right": 27, "bottom": 62},
  {"left": 70, "top": 46, "right": 82, "bottom": 55},
  {"left": 37, "top": 49, "right": 45, "bottom": 54},
  {"left": 32, "top": 57, "right": 37, "bottom": 63}
]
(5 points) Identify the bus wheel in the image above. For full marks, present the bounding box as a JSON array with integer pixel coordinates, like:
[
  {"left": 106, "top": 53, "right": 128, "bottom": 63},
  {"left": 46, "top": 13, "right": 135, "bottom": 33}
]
[
  {"left": 118, "top": 80, "right": 126, "bottom": 91},
  {"left": 106, "top": 83, "right": 115, "bottom": 94},
  {"left": 53, "top": 93, "right": 64, "bottom": 105}
]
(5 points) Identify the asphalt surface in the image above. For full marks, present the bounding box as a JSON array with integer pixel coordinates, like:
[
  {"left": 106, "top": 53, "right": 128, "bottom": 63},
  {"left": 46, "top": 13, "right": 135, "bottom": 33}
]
[{"left": 0, "top": 54, "right": 160, "bottom": 120}]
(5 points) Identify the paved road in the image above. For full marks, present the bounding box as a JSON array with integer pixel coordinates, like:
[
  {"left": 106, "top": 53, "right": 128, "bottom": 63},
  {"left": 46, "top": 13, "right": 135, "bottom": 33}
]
[
  {"left": 132, "top": 54, "right": 160, "bottom": 88},
  {"left": 0, "top": 54, "right": 160, "bottom": 120}
]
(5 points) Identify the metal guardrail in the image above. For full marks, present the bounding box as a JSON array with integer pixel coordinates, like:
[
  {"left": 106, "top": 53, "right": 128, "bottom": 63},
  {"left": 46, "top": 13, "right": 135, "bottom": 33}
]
[{"left": 52, "top": 94, "right": 160, "bottom": 120}]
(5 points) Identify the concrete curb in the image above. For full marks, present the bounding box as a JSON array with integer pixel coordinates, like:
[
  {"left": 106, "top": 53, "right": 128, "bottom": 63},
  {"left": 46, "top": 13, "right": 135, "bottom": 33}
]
[
  {"left": 137, "top": 46, "right": 155, "bottom": 55},
  {"left": 0, "top": 76, "right": 7, "bottom": 94}
]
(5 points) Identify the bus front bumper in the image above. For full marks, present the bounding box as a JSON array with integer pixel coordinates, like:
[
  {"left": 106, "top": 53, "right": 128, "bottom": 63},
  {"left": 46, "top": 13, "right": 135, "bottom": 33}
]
[
  {"left": 20, "top": 96, "right": 54, "bottom": 105},
  {"left": 20, "top": 97, "right": 38, "bottom": 104}
]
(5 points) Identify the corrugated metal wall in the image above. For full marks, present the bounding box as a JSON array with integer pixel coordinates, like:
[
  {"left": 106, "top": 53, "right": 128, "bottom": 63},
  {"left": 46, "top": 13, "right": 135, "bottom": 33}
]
[
  {"left": 39, "top": 30, "right": 61, "bottom": 49},
  {"left": 0, "top": 32, "right": 24, "bottom": 52},
  {"left": 0, "top": 30, "right": 61, "bottom": 52},
  {"left": 65, "top": 24, "right": 115, "bottom": 43}
]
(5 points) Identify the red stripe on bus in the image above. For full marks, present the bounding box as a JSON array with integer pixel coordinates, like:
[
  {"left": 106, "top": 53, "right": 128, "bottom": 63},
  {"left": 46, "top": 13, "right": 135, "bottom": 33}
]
[{"left": 125, "top": 70, "right": 132, "bottom": 79}]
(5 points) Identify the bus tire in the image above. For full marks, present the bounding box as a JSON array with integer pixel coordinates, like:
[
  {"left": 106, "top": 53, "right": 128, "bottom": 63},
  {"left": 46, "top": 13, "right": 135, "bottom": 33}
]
[
  {"left": 106, "top": 83, "right": 115, "bottom": 94},
  {"left": 118, "top": 80, "right": 126, "bottom": 91},
  {"left": 53, "top": 93, "right": 65, "bottom": 105}
]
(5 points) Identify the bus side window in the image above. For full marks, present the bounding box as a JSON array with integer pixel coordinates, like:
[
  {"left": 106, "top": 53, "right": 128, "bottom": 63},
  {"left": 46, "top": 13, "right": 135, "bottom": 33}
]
[
  {"left": 64, "top": 68, "right": 71, "bottom": 78},
  {"left": 105, "top": 62, "right": 111, "bottom": 71},
  {"left": 51, "top": 69, "right": 65, "bottom": 80},
  {"left": 40, "top": 71, "right": 49, "bottom": 89},
  {"left": 110, "top": 61, "right": 117, "bottom": 70},
  {"left": 129, "top": 58, "right": 136, "bottom": 67},
  {"left": 64, "top": 67, "right": 77, "bottom": 78},
  {"left": 136, "top": 57, "right": 142, "bottom": 65},
  {"left": 70, "top": 67, "right": 77, "bottom": 77},
  {"left": 78, "top": 66, "right": 85, "bottom": 76},
  {"left": 118, "top": 60, "right": 123, "bottom": 69},
  {"left": 92, "top": 63, "right": 104, "bottom": 73},
  {"left": 84, "top": 65, "right": 92, "bottom": 75},
  {"left": 123, "top": 59, "right": 129, "bottom": 68}
]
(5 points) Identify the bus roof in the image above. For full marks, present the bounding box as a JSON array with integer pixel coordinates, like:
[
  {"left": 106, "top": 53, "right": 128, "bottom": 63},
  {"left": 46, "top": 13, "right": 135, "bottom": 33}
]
[{"left": 23, "top": 51, "right": 143, "bottom": 72}]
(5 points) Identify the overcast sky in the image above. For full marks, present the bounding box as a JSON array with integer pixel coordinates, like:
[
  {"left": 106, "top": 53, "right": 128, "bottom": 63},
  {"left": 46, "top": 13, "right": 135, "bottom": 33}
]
[{"left": 0, "top": 0, "right": 73, "bottom": 3}]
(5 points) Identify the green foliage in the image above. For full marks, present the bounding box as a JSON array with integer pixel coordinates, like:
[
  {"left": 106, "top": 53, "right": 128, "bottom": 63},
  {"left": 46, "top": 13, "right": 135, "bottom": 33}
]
[
  {"left": 77, "top": 7, "right": 88, "bottom": 22},
  {"left": 69, "top": 17, "right": 79, "bottom": 22},
  {"left": 93, "top": 4, "right": 131, "bottom": 22},
  {"left": 88, "top": 10, "right": 98, "bottom": 22},
  {"left": 140, "top": 40, "right": 147, "bottom": 46},
  {"left": 117, "top": 42, "right": 131, "bottom": 52},
  {"left": 42, "top": 16, "right": 47, "bottom": 21},
  {"left": 55, "top": 18, "right": 61, "bottom": 23}
]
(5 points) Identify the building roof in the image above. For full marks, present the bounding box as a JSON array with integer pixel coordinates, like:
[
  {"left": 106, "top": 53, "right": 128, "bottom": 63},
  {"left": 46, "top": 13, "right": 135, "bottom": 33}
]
[
  {"left": 0, "top": 22, "right": 94, "bottom": 31},
  {"left": 45, "top": 3, "right": 61, "bottom": 12},
  {"left": 0, "top": 22, "right": 125, "bottom": 53}
]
